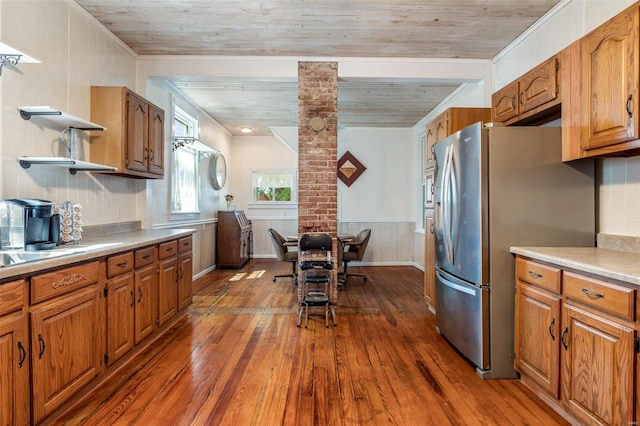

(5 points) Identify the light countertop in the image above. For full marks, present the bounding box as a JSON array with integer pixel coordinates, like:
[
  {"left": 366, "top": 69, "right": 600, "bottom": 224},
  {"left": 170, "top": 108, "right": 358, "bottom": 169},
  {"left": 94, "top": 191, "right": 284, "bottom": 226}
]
[
  {"left": 0, "top": 228, "right": 194, "bottom": 281},
  {"left": 510, "top": 246, "right": 640, "bottom": 288}
]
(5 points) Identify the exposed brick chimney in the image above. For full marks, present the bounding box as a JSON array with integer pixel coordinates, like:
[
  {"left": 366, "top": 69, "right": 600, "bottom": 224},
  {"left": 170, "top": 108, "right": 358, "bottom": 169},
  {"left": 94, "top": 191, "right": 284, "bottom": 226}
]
[{"left": 297, "top": 62, "right": 338, "bottom": 236}]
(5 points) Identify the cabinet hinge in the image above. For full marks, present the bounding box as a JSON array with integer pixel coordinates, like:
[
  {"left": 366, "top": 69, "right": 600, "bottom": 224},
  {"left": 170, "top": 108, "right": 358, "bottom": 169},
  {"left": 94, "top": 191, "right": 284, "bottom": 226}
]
[
  {"left": 103, "top": 288, "right": 108, "bottom": 297},
  {"left": 104, "top": 353, "right": 109, "bottom": 365}
]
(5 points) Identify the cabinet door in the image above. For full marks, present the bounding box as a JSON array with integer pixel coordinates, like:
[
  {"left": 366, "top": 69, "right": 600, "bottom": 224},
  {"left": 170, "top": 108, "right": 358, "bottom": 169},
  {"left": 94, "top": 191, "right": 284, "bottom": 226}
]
[
  {"left": 425, "top": 125, "right": 436, "bottom": 167},
  {"left": 561, "top": 303, "right": 634, "bottom": 426},
  {"left": 126, "top": 90, "right": 150, "bottom": 173},
  {"left": 106, "top": 272, "right": 135, "bottom": 365},
  {"left": 178, "top": 252, "right": 193, "bottom": 311},
  {"left": 492, "top": 83, "right": 520, "bottom": 122},
  {"left": 0, "top": 311, "right": 29, "bottom": 426},
  {"left": 30, "top": 286, "right": 100, "bottom": 423},
  {"left": 519, "top": 57, "right": 559, "bottom": 115},
  {"left": 434, "top": 112, "right": 449, "bottom": 142},
  {"left": 581, "top": 6, "right": 639, "bottom": 151},
  {"left": 424, "top": 169, "right": 435, "bottom": 210},
  {"left": 149, "top": 105, "right": 164, "bottom": 175},
  {"left": 423, "top": 212, "right": 435, "bottom": 311},
  {"left": 158, "top": 257, "right": 178, "bottom": 326},
  {"left": 134, "top": 264, "right": 157, "bottom": 345},
  {"left": 514, "top": 282, "right": 561, "bottom": 398}
]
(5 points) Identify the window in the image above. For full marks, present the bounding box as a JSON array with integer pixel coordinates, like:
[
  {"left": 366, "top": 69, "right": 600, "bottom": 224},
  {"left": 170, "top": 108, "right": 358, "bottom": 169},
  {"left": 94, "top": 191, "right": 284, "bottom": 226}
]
[
  {"left": 171, "top": 107, "right": 199, "bottom": 214},
  {"left": 251, "top": 170, "right": 297, "bottom": 205}
]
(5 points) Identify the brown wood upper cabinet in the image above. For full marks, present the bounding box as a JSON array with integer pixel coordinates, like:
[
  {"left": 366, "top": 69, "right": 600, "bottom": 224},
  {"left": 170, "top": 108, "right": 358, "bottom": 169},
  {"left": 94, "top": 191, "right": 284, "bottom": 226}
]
[
  {"left": 90, "top": 86, "right": 165, "bottom": 179},
  {"left": 425, "top": 107, "right": 491, "bottom": 169},
  {"left": 492, "top": 56, "right": 560, "bottom": 125},
  {"left": 579, "top": 4, "right": 640, "bottom": 156}
]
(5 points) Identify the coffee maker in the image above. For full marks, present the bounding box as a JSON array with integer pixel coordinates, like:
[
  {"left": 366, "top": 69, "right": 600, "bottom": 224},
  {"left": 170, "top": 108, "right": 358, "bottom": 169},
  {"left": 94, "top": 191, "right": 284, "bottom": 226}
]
[{"left": 0, "top": 198, "right": 60, "bottom": 251}]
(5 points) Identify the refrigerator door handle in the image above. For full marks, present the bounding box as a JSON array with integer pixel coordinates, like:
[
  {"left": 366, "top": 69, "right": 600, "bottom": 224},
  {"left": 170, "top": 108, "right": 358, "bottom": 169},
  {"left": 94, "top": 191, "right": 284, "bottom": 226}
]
[
  {"left": 442, "top": 145, "right": 455, "bottom": 264},
  {"left": 436, "top": 269, "right": 475, "bottom": 295}
]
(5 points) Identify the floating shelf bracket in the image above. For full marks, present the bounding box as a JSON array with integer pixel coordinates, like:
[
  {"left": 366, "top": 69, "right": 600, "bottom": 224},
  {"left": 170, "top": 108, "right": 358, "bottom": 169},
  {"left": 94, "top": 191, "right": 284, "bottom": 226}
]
[
  {"left": 18, "top": 157, "right": 117, "bottom": 175},
  {"left": 19, "top": 106, "right": 106, "bottom": 131}
]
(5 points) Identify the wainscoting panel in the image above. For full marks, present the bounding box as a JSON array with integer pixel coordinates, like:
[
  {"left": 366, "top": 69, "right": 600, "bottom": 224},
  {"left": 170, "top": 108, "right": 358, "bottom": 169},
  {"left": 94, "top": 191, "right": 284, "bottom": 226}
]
[{"left": 248, "top": 219, "right": 417, "bottom": 265}]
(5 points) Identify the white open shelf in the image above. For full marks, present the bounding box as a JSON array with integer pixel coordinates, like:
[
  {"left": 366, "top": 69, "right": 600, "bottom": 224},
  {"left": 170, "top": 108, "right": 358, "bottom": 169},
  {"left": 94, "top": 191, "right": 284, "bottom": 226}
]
[
  {"left": 19, "top": 106, "right": 105, "bottom": 130},
  {"left": 18, "top": 157, "right": 117, "bottom": 175}
]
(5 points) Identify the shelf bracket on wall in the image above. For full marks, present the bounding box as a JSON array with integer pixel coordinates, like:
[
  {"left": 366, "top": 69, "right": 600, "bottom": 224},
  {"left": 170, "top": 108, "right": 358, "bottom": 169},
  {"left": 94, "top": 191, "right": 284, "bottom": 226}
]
[{"left": 0, "top": 54, "right": 21, "bottom": 76}]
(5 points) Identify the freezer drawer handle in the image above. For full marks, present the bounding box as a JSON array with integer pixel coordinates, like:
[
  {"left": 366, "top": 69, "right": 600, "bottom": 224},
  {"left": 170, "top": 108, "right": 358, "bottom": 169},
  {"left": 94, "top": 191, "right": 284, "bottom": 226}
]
[
  {"left": 548, "top": 318, "right": 556, "bottom": 340},
  {"left": 581, "top": 288, "right": 604, "bottom": 299},
  {"left": 527, "top": 270, "right": 543, "bottom": 279}
]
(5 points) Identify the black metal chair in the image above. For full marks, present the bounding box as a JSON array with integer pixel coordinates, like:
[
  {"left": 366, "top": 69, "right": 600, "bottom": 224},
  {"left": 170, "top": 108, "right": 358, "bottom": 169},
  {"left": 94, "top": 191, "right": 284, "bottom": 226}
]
[
  {"left": 297, "top": 233, "right": 336, "bottom": 328},
  {"left": 267, "top": 228, "right": 298, "bottom": 283}
]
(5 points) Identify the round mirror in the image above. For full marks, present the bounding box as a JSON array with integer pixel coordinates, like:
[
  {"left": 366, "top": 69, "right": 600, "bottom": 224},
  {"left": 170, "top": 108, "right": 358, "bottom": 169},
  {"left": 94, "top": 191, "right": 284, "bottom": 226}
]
[{"left": 209, "top": 152, "right": 227, "bottom": 190}]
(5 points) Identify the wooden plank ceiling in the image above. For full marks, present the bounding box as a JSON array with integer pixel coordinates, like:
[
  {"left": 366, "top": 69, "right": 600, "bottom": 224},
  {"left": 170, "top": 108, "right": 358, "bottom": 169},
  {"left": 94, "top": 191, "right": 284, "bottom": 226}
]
[{"left": 75, "top": 0, "right": 562, "bottom": 135}]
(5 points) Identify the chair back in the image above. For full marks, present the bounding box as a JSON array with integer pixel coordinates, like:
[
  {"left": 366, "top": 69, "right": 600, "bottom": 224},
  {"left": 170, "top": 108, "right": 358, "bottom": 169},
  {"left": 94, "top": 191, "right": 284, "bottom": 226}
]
[
  {"left": 350, "top": 228, "right": 371, "bottom": 261},
  {"left": 299, "top": 233, "right": 332, "bottom": 251},
  {"left": 268, "top": 228, "right": 288, "bottom": 261}
]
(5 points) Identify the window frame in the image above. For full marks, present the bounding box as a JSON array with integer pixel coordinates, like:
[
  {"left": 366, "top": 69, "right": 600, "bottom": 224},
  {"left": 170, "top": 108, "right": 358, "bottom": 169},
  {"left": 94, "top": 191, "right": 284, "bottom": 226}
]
[
  {"left": 248, "top": 169, "right": 298, "bottom": 208},
  {"left": 171, "top": 106, "right": 201, "bottom": 215}
]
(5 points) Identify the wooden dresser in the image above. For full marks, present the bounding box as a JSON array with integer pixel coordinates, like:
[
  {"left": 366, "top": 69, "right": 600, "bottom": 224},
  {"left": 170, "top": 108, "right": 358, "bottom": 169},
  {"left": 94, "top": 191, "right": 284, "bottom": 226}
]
[{"left": 216, "top": 210, "right": 252, "bottom": 268}]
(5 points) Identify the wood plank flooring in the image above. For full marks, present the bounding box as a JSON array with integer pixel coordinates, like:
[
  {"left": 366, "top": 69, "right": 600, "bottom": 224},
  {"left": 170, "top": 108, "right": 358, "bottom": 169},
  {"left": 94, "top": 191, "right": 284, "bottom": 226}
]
[{"left": 56, "top": 259, "right": 569, "bottom": 425}]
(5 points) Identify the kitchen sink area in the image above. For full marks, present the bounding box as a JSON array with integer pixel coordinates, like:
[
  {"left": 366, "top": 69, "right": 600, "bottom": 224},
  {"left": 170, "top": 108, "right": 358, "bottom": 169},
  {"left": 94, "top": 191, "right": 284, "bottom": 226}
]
[{"left": 0, "top": 243, "right": 123, "bottom": 267}]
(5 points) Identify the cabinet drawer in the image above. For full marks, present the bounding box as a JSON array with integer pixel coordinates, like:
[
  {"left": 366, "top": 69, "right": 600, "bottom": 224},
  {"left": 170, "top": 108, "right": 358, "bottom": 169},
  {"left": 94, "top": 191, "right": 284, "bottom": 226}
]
[
  {"left": 31, "top": 261, "right": 100, "bottom": 304},
  {"left": 178, "top": 236, "right": 193, "bottom": 254},
  {"left": 107, "top": 252, "right": 134, "bottom": 278},
  {"left": 563, "top": 272, "right": 635, "bottom": 320},
  {"left": 0, "top": 279, "right": 25, "bottom": 316},
  {"left": 158, "top": 240, "right": 178, "bottom": 259},
  {"left": 516, "top": 257, "right": 561, "bottom": 293},
  {"left": 135, "top": 246, "right": 156, "bottom": 268}
]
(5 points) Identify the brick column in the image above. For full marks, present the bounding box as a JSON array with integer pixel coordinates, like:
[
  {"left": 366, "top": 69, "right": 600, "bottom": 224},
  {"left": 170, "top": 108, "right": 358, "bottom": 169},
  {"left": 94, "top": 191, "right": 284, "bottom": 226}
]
[
  {"left": 297, "top": 62, "right": 338, "bottom": 236},
  {"left": 298, "top": 62, "right": 339, "bottom": 302}
]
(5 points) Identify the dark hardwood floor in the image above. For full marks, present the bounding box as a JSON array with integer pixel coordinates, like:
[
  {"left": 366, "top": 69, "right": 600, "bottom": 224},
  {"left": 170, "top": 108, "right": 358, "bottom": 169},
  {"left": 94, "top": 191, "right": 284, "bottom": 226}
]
[{"left": 56, "top": 258, "right": 568, "bottom": 425}]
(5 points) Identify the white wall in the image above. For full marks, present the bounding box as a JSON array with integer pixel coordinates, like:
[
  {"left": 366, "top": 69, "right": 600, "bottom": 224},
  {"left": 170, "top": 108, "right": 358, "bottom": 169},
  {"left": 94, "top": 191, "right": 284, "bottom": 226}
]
[{"left": 0, "top": 0, "right": 142, "bottom": 226}]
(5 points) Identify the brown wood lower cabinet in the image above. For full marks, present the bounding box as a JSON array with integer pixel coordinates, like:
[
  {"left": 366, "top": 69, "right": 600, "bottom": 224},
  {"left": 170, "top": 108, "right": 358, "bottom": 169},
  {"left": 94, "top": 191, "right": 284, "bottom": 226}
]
[
  {"left": 514, "top": 256, "right": 637, "bottom": 426},
  {"left": 0, "top": 233, "right": 193, "bottom": 424},
  {"left": 423, "top": 211, "right": 435, "bottom": 312},
  {"left": 178, "top": 236, "right": 193, "bottom": 311},
  {"left": 30, "top": 285, "right": 101, "bottom": 423},
  {"left": 0, "top": 279, "right": 29, "bottom": 426},
  {"left": 134, "top": 263, "right": 157, "bottom": 345}
]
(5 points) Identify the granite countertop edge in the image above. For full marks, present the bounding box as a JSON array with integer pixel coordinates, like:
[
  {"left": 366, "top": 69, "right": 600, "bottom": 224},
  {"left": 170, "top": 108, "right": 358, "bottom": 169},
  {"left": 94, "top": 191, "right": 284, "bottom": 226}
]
[
  {"left": 510, "top": 246, "right": 640, "bottom": 288},
  {"left": 0, "top": 228, "right": 195, "bottom": 281}
]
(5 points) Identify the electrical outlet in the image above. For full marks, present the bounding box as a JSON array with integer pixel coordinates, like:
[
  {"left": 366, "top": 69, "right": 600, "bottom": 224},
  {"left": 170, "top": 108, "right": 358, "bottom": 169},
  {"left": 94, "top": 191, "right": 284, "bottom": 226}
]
[{"left": 349, "top": 222, "right": 354, "bottom": 229}]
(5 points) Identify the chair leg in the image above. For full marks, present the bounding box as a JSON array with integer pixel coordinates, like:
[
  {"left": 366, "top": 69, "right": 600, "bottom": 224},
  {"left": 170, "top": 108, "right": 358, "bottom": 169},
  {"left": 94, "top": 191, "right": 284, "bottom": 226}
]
[
  {"left": 273, "top": 261, "right": 297, "bottom": 283},
  {"left": 297, "top": 305, "right": 304, "bottom": 327},
  {"left": 342, "top": 260, "right": 367, "bottom": 282}
]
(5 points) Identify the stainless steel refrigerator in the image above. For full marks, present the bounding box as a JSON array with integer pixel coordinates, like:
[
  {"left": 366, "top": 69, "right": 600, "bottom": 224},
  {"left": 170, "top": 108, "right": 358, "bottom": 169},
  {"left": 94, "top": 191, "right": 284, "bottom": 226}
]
[{"left": 433, "top": 122, "right": 595, "bottom": 379}]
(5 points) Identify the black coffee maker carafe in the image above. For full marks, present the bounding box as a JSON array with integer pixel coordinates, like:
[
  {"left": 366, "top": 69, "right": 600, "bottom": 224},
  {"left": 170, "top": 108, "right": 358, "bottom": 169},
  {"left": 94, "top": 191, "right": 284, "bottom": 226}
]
[{"left": 0, "top": 198, "right": 60, "bottom": 250}]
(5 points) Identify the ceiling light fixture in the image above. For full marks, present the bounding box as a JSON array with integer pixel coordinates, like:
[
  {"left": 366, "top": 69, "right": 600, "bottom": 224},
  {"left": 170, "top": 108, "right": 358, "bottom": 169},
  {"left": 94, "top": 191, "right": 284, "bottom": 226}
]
[{"left": 240, "top": 127, "right": 253, "bottom": 134}]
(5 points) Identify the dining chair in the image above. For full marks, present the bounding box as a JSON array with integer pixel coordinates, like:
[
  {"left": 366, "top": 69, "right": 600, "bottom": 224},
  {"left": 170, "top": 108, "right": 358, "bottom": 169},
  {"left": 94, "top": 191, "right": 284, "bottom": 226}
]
[
  {"left": 267, "top": 228, "right": 298, "bottom": 283},
  {"left": 341, "top": 228, "right": 371, "bottom": 283}
]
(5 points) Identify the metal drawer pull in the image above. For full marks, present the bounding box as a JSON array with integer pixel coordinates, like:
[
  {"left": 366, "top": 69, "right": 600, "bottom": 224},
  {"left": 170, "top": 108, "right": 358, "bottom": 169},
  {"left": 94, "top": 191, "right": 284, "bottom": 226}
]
[
  {"left": 527, "top": 270, "right": 543, "bottom": 279},
  {"left": 18, "top": 341, "right": 26, "bottom": 368},
  {"left": 548, "top": 318, "right": 556, "bottom": 340},
  {"left": 581, "top": 288, "right": 604, "bottom": 299},
  {"left": 142, "top": 254, "right": 151, "bottom": 260},
  {"left": 38, "top": 334, "right": 46, "bottom": 359},
  {"left": 117, "top": 260, "right": 128, "bottom": 268},
  {"left": 138, "top": 287, "right": 143, "bottom": 303},
  {"left": 130, "top": 290, "right": 135, "bottom": 307},
  {"left": 560, "top": 327, "right": 569, "bottom": 350}
]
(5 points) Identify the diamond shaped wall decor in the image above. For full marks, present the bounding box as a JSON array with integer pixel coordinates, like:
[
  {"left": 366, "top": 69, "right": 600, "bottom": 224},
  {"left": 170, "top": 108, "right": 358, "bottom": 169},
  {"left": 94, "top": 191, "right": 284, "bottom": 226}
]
[{"left": 338, "top": 151, "right": 366, "bottom": 187}]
